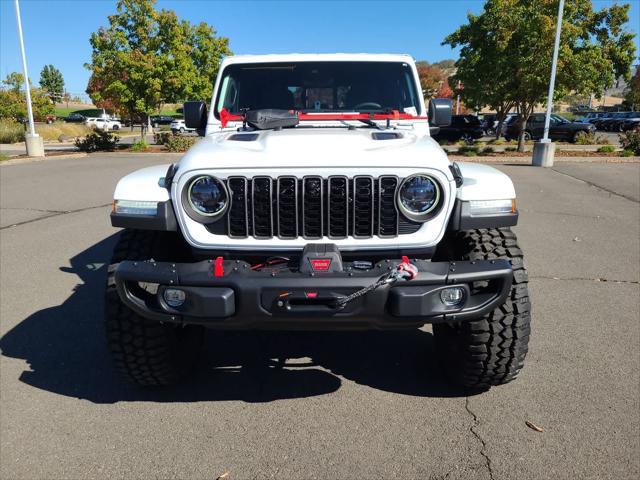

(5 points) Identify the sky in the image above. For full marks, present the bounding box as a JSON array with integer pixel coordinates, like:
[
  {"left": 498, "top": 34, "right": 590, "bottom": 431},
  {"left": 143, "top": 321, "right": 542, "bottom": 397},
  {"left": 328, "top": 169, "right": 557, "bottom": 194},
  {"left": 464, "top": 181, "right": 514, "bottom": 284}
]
[{"left": 1, "top": 0, "right": 639, "bottom": 97}]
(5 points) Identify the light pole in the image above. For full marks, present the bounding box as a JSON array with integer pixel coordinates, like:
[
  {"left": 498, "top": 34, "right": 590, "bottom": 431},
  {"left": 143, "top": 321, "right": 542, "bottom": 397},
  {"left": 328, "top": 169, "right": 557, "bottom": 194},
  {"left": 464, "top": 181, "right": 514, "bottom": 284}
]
[
  {"left": 533, "top": 0, "right": 565, "bottom": 167},
  {"left": 14, "top": 0, "right": 44, "bottom": 157}
]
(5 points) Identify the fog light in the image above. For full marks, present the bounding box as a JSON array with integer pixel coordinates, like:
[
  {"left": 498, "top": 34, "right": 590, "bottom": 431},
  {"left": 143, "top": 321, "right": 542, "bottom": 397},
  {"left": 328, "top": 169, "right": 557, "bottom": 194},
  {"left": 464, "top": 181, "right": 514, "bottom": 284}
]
[
  {"left": 163, "top": 288, "right": 186, "bottom": 307},
  {"left": 440, "top": 287, "right": 465, "bottom": 306}
]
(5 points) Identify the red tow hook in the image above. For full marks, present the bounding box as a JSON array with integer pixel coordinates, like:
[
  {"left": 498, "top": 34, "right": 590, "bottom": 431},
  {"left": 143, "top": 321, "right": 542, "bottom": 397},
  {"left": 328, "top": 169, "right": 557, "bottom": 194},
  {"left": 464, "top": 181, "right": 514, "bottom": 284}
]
[
  {"left": 396, "top": 256, "right": 418, "bottom": 280},
  {"left": 214, "top": 256, "right": 225, "bottom": 277}
]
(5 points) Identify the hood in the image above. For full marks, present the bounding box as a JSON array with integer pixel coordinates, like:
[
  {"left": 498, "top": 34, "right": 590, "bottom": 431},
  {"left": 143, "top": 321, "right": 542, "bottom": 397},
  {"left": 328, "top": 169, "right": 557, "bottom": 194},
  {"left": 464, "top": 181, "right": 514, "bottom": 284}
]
[{"left": 176, "top": 126, "right": 451, "bottom": 173}]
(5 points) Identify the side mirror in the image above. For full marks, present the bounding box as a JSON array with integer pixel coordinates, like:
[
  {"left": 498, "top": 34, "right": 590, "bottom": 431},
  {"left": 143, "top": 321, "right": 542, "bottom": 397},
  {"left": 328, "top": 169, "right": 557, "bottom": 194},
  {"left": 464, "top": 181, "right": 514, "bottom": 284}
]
[
  {"left": 183, "top": 101, "right": 207, "bottom": 134},
  {"left": 429, "top": 98, "right": 452, "bottom": 127}
]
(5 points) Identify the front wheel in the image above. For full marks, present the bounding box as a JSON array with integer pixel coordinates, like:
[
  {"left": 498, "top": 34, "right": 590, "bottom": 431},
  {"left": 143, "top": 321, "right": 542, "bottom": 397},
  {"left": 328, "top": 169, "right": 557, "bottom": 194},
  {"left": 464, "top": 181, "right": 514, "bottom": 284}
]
[
  {"left": 523, "top": 131, "right": 532, "bottom": 141},
  {"left": 461, "top": 133, "right": 474, "bottom": 145},
  {"left": 433, "top": 228, "right": 531, "bottom": 390},
  {"left": 105, "top": 229, "right": 204, "bottom": 386}
]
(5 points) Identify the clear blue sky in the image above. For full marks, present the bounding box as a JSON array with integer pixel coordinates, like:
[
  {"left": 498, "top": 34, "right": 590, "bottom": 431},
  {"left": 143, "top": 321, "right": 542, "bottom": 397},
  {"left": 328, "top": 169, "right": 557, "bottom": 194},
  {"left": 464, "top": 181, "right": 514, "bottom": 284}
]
[{"left": 1, "top": 0, "right": 639, "bottom": 96}]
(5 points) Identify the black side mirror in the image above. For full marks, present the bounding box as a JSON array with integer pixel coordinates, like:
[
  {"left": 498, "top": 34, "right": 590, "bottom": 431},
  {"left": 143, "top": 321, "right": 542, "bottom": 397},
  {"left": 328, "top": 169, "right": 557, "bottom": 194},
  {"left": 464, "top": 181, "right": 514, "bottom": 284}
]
[
  {"left": 183, "top": 101, "right": 207, "bottom": 134},
  {"left": 429, "top": 98, "right": 452, "bottom": 127}
]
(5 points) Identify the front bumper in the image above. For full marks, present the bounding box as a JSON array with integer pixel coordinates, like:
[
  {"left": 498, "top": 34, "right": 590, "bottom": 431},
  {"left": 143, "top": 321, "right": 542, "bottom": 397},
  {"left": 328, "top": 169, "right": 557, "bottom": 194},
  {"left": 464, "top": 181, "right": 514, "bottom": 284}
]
[{"left": 114, "top": 258, "right": 512, "bottom": 330}]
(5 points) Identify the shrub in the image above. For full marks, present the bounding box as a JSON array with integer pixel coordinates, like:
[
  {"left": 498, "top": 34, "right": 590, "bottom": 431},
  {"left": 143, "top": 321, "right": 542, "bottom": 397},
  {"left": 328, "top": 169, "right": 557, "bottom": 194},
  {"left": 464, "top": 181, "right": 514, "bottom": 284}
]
[
  {"left": 464, "top": 150, "right": 478, "bottom": 157},
  {"left": 488, "top": 138, "right": 505, "bottom": 145},
  {"left": 597, "top": 145, "right": 616, "bottom": 153},
  {"left": 573, "top": 131, "right": 609, "bottom": 145},
  {"left": 482, "top": 146, "right": 495, "bottom": 154},
  {"left": 458, "top": 145, "right": 478, "bottom": 155},
  {"left": 0, "top": 119, "right": 25, "bottom": 143},
  {"left": 154, "top": 131, "right": 172, "bottom": 145},
  {"left": 619, "top": 130, "right": 640, "bottom": 155},
  {"left": 131, "top": 139, "right": 149, "bottom": 151},
  {"left": 505, "top": 147, "right": 517, "bottom": 152},
  {"left": 75, "top": 130, "right": 119, "bottom": 152},
  {"left": 620, "top": 149, "right": 636, "bottom": 157},
  {"left": 165, "top": 135, "right": 197, "bottom": 152}
]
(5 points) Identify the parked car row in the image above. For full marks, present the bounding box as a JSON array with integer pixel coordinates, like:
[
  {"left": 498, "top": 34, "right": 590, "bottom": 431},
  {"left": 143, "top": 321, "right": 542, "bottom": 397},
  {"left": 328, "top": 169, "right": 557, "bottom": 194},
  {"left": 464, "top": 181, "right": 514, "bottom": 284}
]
[
  {"left": 585, "top": 111, "right": 640, "bottom": 132},
  {"left": 435, "top": 112, "right": 597, "bottom": 144}
]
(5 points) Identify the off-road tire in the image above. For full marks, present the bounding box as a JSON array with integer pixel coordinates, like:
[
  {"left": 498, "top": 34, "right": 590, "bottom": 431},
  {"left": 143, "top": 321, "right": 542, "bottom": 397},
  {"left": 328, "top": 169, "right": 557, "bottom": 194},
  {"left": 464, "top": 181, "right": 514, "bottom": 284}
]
[
  {"left": 433, "top": 228, "right": 531, "bottom": 390},
  {"left": 105, "top": 229, "right": 204, "bottom": 386}
]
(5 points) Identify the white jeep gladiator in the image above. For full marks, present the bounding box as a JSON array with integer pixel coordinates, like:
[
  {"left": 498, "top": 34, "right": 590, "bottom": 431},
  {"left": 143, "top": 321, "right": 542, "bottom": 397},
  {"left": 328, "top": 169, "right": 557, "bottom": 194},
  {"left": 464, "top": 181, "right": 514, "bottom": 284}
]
[{"left": 108, "top": 54, "right": 531, "bottom": 390}]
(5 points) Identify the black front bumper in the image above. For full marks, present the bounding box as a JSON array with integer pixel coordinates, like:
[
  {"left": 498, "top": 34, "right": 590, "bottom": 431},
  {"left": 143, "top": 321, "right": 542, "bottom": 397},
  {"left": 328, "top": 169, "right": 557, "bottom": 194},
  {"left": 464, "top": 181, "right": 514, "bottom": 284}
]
[{"left": 114, "top": 258, "right": 513, "bottom": 330}]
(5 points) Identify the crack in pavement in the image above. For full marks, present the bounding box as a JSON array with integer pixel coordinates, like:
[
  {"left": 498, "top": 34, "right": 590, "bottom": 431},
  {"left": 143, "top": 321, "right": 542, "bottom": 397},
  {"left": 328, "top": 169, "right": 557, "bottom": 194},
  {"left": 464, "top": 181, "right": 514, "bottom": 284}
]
[
  {"left": 531, "top": 275, "right": 639, "bottom": 285},
  {"left": 1, "top": 207, "right": 66, "bottom": 214},
  {"left": 551, "top": 168, "right": 639, "bottom": 204},
  {"left": 0, "top": 203, "right": 112, "bottom": 230},
  {"left": 465, "top": 397, "right": 494, "bottom": 480}
]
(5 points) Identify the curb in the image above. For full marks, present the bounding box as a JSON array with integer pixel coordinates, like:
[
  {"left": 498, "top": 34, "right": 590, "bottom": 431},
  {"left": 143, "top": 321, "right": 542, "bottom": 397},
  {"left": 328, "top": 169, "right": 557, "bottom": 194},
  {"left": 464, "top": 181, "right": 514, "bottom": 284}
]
[{"left": 0, "top": 152, "right": 88, "bottom": 166}]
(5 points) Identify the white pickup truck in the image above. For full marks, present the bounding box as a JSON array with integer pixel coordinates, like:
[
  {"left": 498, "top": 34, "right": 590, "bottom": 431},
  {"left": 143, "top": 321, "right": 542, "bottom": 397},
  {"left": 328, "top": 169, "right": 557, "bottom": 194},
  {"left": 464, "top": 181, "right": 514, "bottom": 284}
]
[{"left": 108, "top": 54, "right": 531, "bottom": 390}]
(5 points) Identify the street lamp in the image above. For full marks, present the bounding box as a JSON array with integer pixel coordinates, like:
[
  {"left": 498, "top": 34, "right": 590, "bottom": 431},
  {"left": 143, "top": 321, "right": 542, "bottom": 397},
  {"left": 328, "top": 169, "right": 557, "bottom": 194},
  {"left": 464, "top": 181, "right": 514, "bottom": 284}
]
[
  {"left": 14, "top": 0, "right": 44, "bottom": 157},
  {"left": 533, "top": 0, "right": 565, "bottom": 167}
]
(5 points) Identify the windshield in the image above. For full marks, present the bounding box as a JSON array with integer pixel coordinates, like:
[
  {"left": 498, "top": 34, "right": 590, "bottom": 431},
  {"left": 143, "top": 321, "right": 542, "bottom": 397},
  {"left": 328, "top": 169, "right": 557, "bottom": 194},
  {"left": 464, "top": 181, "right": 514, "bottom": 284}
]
[{"left": 214, "top": 61, "right": 420, "bottom": 117}]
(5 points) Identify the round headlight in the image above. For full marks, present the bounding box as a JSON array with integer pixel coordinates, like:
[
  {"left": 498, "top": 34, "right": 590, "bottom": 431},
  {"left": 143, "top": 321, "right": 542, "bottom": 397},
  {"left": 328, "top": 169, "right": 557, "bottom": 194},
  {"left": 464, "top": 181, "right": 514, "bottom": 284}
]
[
  {"left": 397, "top": 174, "right": 441, "bottom": 222},
  {"left": 187, "top": 175, "right": 228, "bottom": 218}
]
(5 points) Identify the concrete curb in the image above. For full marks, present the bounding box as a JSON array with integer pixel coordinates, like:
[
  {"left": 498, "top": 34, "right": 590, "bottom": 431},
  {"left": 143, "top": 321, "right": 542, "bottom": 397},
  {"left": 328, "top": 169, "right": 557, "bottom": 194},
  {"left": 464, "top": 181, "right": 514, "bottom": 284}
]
[
  {"left": 448, "top": 155, "right": 640, "bottom": 164},
  {"left": 0, "top": 152, "right": 89, "bottom": 166}
]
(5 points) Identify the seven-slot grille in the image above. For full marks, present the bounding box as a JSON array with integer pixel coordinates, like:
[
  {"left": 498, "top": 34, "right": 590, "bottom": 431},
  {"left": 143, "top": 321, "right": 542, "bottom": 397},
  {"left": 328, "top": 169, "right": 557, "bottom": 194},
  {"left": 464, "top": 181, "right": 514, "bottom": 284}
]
[{"left": 224, "top": 176, "right": 421, "bottom": 239}]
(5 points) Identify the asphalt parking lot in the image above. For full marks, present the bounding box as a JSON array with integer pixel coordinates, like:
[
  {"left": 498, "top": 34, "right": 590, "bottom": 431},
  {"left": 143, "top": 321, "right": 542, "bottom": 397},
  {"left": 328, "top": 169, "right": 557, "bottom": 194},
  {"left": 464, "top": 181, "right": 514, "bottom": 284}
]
[{"left": 1, "top": 154, "right": 638, "bottom": 479}]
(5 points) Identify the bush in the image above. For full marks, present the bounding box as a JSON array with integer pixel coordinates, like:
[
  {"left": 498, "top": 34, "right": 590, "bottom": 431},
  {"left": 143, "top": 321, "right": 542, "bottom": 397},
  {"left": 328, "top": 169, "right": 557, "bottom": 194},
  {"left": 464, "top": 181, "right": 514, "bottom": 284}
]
[
  {"left": 464, "top": 150, "right": 478, "bottom": 157},
  {"left": 573, "top": 131, "right": 609, "bottom": 145},
  {"left": 505, "top": 147, "right": 517, "bottom": 152},
  {"left": 0, "top": 119, "right": 25, "bottom": 143},
  {"left": 619, "top": 130, "right": 640, "bottom": 155},
  {"left": 75, "top": 130, "right": 119, "bottom": 152},
  {"left": 458, "top": 145, "right": 478, "bottom": 154},
  {"left": 154, "top": 131, "right": 172, "bottom": 145},
  {"left": 482, "top": 146, "right": 495, "bottom": 154},
  {"left": 131, "top": 139, "right": 149, "bottom": 151},
  {"left": 597, "top": 145, "right": 616, "bottom": 153},
  {"left": 620, "top": 149, "right": 636, "bottom": 157},
  {"left": 165, "top": 135, "right": 197, "bottom": 152},
  {"left": 488, "top": 138, "right": 505, "bottom": 145}
]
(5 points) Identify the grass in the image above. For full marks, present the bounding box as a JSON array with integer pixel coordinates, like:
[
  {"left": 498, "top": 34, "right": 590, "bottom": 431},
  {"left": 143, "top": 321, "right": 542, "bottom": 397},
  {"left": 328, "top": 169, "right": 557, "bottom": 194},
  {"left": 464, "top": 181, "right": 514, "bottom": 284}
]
[
  {"left": 620, "top": 149, "right": 636, "bottom": 157},
  {"left": 0, "top": 153, "right": 11, "bottom": 161},
  {"left": 131, "top": 139, "right": 150, "bottom": 152},
  {"left": 597, "top": 145, "right": 616, "bottom": 153},
  {"left": 36, "top": 123, "right": 92, "bottom": 141},
  {"left": 0, "top": 119, "right": 25, "bottom": 143}
]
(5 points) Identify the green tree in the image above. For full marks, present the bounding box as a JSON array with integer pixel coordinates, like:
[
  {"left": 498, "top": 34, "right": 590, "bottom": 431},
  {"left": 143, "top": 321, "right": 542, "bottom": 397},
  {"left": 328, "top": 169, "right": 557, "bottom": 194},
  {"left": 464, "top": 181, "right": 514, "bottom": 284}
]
[
  {"left": 2, "top": 72, "right": 26, "bottom": 93},
  {"left": 39, "top": 65, "right": 65, "bottom": 103},
  {"left": 444, "top": 0, "right": 636, "bottom": 151},
  {"left": 85, "top": 0, "right": 231, "bottom": 138},
  {"left": 0, "top": 88, "right": 55, "bottom": 121},
  {"left": 624, "top": 66, "right": 640, "bottom": 110}
]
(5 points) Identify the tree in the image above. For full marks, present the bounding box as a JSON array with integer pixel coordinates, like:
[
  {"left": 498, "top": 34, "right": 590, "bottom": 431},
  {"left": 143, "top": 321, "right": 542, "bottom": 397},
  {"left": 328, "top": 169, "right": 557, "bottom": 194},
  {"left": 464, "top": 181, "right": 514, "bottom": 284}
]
[
  {"left": 624, "top": 66, "right": 640, "bottom": 110},
  {"left": 2, "top": 72, "right": 26, "bottom": 93},
  {"left": 85, "top": 0, "right": 231, "bottom": 138},
  {"left": 444, "top": 0, "right": 637, "bottom": 151},
  {"left": 39, "top": 65, "right": 65, "bottom": 103},
  {"left": 0, "top": 88, "right": 54, "bottom": 121},
  {"left": 416, "top": 61, "right": 445, "bottom": 98}
]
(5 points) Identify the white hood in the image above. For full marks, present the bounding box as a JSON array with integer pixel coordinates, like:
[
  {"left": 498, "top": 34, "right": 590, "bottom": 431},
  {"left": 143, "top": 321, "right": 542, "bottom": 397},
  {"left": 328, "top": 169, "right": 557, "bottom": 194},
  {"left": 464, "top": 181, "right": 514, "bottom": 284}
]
[{"left": 175, "top": 126, "right": 452, "bottom": 177}]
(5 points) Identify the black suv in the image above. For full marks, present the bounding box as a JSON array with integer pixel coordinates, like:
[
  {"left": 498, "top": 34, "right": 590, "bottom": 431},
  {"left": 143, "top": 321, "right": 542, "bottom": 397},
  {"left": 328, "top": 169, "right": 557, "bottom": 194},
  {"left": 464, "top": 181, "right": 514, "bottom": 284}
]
[
  {"left": 433, "top": 115, "right": 484, "bottom": 144},
  {"left": 150, "top": 115, "right": 175, "bottom": 127},
  {"left": 64, "top": 113, "right": 86, "bottom": 123},
  {"left": 504, "top": 113, "right": 596, "bottom": 142}
]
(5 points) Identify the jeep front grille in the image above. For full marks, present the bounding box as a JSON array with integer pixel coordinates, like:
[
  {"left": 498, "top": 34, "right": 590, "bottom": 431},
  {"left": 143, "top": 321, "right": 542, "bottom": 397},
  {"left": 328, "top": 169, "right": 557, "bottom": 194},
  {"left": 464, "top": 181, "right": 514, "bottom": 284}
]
[{"left": 222, "top": 176, "right": 421, "bottom": 239}]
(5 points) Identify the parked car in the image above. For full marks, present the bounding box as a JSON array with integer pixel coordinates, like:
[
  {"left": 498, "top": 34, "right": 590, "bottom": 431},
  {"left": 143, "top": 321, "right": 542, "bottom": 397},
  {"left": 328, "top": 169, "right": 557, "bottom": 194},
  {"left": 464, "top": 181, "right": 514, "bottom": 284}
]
[
  {"left": 64, "top": 113, "right": 86, "bottom": 123},
  {"left": 620, "top": 112, "right": 640, "bottom": 131},
  {"left": 602, "top": 112, "right": 639, "bottom": 132},
  {"left": 575, "top": 112, "right": 607, "bottom": 123},
  {"left": 432, "top": 114, "right": 484, "bottom": 143},
  {"left": 107, "top": 53, "right": 531, "bottom": 390},
  {"left": 93, "top": 118, "right": 122, "bottom": 131},
  {"left": 170, "top": 118, "right": 196, "bottom": 134},
  {"left": 504, "top": 113, "right": 596, "bottom": 142},
  {"left": 150, "top": 115, "right": 175, "bottom": 127}
]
